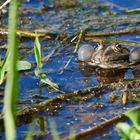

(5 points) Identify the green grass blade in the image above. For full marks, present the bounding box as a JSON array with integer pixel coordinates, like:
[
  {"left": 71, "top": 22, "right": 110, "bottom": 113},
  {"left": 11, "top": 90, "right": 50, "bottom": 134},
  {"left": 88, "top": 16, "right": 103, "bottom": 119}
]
[
  {"left": 125, "top": 109, "right": 140, "bottom": 132},
  {"left": 34, "top": 35, "right": 63, "bottom": 93},
  {"left": 0, "top": 58, "right": 31, "bottom": 85},
  {"left": 0, "top": 53, "right": 8, "bottom": 84},
  {"left": 25, "top": 121, "right": 35, "bottom": 140},
  {"left": 50, "top": 121, "right": 60, "bottom": 140},
  {"left": 34, "top": 35, "right": 42, "bottom": 69},
  {"left": 117, "top": 123, "right": 140, "bottom": 140},
  {"left": 3, "top": 0, "right": 19, "bottom": 140}
]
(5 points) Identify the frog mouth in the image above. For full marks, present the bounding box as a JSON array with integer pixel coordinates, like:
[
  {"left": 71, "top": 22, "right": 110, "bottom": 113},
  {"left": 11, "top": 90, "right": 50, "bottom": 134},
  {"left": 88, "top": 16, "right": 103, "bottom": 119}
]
[
  {"left": 88, "top": 59, "right": 130, "bottom": 69},
  {"left": 91, "top": 56, "right": 129, "bottom": 64}
]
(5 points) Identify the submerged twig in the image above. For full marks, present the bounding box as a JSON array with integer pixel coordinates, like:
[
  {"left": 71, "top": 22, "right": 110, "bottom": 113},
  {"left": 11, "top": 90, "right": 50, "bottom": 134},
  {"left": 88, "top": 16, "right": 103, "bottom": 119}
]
[
  {"left": 60, "top": 56, "right": 73, "bottom": 73},
  {"left": 0, "top": 79, "right": 139, "bottom": 130},
  {"left": 66, "top": 105, "right": 140, "bottom": 140},
  {"left": 0, "top": 85, "right": 103, "bottom": 127},
  {"left": 41, "top": 47, "right": 58, "bottom": 63}
]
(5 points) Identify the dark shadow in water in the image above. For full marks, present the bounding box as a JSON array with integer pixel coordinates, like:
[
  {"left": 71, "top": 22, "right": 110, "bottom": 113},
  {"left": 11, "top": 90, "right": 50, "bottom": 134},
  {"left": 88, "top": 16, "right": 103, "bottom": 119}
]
[{"left": 78, "top": 62, "right": 126, "bottom": 84}]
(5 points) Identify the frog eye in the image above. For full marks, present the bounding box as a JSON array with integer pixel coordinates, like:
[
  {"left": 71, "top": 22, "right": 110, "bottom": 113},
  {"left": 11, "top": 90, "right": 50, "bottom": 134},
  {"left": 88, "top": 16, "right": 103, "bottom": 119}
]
[
  {"left": 95, "top": 44, "right": 99, "bottom": 49},
  {"left": 114, "top": 43, "right": 122, "bottom": 52},
  {"left": 96, "top": 43, "right": 104, "bottom": 50}
]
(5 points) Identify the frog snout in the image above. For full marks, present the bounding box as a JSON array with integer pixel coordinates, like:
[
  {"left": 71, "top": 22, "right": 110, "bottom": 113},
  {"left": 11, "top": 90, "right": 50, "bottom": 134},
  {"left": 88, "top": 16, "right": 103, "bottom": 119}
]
[
  {"left": 129, "top": 48, "right": 140, "bottom": 63},
  {"left": 78, "top": 44, "right": 94, "bottom": 62}
]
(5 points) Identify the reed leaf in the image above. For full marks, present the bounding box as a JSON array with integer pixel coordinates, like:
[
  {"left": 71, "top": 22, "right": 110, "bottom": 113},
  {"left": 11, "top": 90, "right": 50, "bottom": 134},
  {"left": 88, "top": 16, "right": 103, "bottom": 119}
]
[
  {"left": 4, "top": 0, "right": 19, "bottom": 140},
  {"left": 34, "top": 35, "right": 60, "bottom": 92},
  {"left": 34, "top": 35, "right": 42, "bottom": 69}
]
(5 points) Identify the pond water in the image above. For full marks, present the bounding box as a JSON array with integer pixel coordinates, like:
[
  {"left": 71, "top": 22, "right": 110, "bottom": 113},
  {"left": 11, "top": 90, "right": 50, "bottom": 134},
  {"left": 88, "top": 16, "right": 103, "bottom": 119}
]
[{"left": 0, "top": 0, "right": 140, "bottom": 139}]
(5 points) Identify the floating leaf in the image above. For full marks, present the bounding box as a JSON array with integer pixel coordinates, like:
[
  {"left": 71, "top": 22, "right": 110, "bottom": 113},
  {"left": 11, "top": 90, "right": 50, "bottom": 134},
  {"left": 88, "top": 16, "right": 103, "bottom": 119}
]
[
  {"left": 17, "top": 61, "right": 32, "bottom": 71},
  {"left": 0, "top": 57, "right": 32, "bottom": 85}
]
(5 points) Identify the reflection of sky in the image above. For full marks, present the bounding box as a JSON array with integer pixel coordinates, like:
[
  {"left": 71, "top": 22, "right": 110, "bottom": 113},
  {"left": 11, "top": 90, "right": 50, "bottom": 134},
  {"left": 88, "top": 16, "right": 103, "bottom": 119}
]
[{"left": 109, "top": 0, "right": 140, "bottom": 9}]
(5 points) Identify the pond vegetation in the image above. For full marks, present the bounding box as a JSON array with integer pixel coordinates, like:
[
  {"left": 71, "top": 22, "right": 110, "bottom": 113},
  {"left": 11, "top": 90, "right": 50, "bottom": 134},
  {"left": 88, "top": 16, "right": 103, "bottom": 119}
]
[{"left": 0, "top": 0, "right": 140, "bottom": 140}]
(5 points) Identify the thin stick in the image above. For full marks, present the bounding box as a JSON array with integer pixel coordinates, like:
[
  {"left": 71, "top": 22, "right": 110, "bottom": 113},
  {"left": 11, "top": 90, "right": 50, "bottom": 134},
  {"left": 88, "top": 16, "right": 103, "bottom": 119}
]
[
  {"left": 60, "top": 30, "right": 84, "bottom": 73},
  {"left": 1, "top": 27, "right": 140, "bottom": 40},
  {"left": 41, "top": 47, "right": 58, "bottom": 63},
  {"left": 0, "top": 28, "right": 52, "bottom": 38},
  {"left": 106, "top": 1, "right": 127, "bottom": 11},
  {"left": 61, "top": 56, "right": 73, "bottom": 71},
  {"left": 74, "top": 30, "right": 84, "bottom": 53},
  {"left": 0, "top": 0, "right": 11, "bottom": 10},
  {"left": 85, "top": 37, "right": 140, "bottom": 46},
  {"left": 85, "top": 27, "right": 140, "bottom": 37},
  {"left": 70, "top": 35, "right": 78, "bottom": 43}
]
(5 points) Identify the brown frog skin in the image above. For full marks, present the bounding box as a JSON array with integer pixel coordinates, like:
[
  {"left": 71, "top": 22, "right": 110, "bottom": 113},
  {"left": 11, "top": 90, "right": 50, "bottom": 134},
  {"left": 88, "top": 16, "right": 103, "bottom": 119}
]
[{"left": 78, "top": 43, "right": 140, "bottom": 69}]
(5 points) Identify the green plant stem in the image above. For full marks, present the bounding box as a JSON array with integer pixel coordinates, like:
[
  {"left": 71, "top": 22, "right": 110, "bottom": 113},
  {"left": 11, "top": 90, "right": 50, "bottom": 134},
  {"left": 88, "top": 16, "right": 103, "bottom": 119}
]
[{"left": 4, "top": 0, "right": 19, "bottom": 140}]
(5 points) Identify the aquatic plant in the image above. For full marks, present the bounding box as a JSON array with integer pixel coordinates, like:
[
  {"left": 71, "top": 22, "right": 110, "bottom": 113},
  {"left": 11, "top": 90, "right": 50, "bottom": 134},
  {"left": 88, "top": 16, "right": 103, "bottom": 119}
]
[
  {"left": 117, "top": 109, "right": 140, "bottom": 140},
  {"left": 0, "top": 53, "right": 31, "bottom": 85},
  {"left": 34, "top": 35, "right": 63, "bottom": 93},
  {"left": 50, "top": 121, "right": 60, "bottom": 140},
  {"left": 3, "top": 0, "right": 19, "bottom": 140}
]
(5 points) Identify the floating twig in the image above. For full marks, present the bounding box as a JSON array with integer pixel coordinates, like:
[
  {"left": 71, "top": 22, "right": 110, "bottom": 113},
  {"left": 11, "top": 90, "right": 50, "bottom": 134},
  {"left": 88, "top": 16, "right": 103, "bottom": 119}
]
[
  {"left": 0, "top": 85, "right": 103, "bottom": 127},
  {"left": 0, "top": 28, "right": 53, "bottom": 38},
  {"left": 0, "top": 79, "right": 139, "bottom": 129},
  {"left": 0, "top": 27, "right": 140, "bottom": 40},
  {"left": 85, "top": 27, "right": 140, "bottom": 37},
  {"left": 85, "top": 37, "right": 140, "bottom": 46},
  {"left": 0, "top": 0, "right": 10, "bottom": 10},
  {"left": 70, "top": 35, "right": 78, "bottom": 43}
]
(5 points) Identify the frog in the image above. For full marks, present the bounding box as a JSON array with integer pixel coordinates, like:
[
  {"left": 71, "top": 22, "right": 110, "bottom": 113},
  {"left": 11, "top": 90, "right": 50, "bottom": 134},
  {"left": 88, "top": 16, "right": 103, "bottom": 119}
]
[{"left": 78, "top": 43, "right": 140, "bottom": 69}]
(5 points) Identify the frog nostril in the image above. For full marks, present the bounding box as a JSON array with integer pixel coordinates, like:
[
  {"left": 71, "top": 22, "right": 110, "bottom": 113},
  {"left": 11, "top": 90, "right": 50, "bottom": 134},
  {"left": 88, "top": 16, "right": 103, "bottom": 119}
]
[
  {"left": 129, "top": 48, "right": 140, "bottom": 63},
  {"left": 78, "top": 44, "right": 94, "bottom": 62}
]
